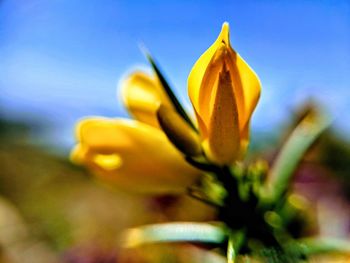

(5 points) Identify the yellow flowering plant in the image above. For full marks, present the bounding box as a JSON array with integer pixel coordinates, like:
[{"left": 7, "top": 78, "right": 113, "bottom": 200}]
[{"left": 71, "top": 22, "right": 350, "bottom": 262}]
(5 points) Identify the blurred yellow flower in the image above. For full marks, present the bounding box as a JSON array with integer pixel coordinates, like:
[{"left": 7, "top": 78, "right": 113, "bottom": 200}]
[
  {"left": 71, "top": 75, "right": 200, "bottom": 194},
  {"left": 188, "top": 22, "right": 261, "bottom": 165}
]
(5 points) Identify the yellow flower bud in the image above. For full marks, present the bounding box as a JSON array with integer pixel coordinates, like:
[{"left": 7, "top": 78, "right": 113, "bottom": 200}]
[{"left": 188, "top": 22, "right": 261, "bottom": 165}]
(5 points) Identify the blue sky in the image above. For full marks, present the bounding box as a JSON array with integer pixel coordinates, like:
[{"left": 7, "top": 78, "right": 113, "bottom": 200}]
[{"left": 1, "top": 0, "right": 349, "bottom": 149}]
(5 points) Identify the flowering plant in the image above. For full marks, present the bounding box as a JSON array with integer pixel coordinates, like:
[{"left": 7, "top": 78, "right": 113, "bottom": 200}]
[{"left": 71, "top": 22, "right": 350, "bottom": 262}]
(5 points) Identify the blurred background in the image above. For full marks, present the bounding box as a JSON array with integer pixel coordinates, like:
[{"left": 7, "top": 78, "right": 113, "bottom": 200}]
[
  {"left": 0, "top": 0, "right": 349, "bottom": 262},
  {"left": 1, "top": 0, "right": 350, "bottom": 149}
]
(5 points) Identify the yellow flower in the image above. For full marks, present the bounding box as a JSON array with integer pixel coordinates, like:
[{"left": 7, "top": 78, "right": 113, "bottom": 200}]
[
  {"left": 71, "top": 22, "right": 261, "bottom": 193},
  {"left": 71, "top": 72, "right": 200, "bottom": 194},
  {"left": 188, "top": 22, "right": 261, "bottom": 165}
]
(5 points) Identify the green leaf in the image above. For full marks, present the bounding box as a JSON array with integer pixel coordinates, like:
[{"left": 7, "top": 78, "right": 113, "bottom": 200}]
[
  {"left": 141, "top": 47, "right": 197, "bottom": 131},
  {"left": 261, "top": 109, "right": 331, "bottom": 203},
  {"left": 123, "top": 222, "right": 227, "bottom": 247}
]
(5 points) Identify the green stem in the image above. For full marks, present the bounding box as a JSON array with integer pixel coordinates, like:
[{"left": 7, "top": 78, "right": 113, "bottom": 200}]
[
  {"left": 227, "top": 230, "right": 246, "bottom": 263},
  {"left": 227, "top": 235, "right": 236, "bottom": 263}
]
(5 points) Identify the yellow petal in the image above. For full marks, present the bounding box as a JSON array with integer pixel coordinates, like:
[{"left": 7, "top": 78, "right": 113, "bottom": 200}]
[
  {"left": 72, "top": 117, "right": 201, "bottom": 194},
  {"left": 234, "top": 48, "right": 261, "bottom": 130},
  {"left": 121, "top": 71, "right": 173, "bottom": 128},
  {"left": 188, "top": 22, "right": 230, "bottom": 133},
  {"left": 188, "top": 23, "right": 261, "bottom": 139}
]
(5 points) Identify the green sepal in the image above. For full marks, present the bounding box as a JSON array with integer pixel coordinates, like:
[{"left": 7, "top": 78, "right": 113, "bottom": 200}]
[
  {"left": 141, "top": 47, "right": 197, "bottom": 131},
  {"left": 157, "top": 104, "right": 201, "bottom": 157}
]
